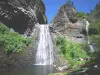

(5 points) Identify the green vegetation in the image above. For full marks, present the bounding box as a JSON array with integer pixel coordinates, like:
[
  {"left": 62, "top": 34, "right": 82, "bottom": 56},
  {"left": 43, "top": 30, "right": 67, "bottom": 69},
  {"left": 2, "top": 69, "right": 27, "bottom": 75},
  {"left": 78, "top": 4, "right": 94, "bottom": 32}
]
[
  {"left": 89, "top": 20, "right": 100, "bottom": 35},
  {"left": 90, "top": 50, "right": 100, "bottom": 66},
  {"left": 87, "top": 2, "right": 100, "bottom": 50},
  {"left": 89, "top": 35, "right": 100, "bottom": 67},
  {"left": 0, "top": 23, "right": 32, "bottom": 54},
  {"left": 89, "top": 35, "right": 100, "bottom": 48},
  {"left": 43, "top": 14, "right": 47, "bottom": 23},
  {"left": 77, "top": 12, "right": 87, "bottom": 19},
  {"left": 55, "top": 36, "right": 88, "bottom": 69},
  {"left": 49, "top": 73, "right": 68, "bottom": 75}
]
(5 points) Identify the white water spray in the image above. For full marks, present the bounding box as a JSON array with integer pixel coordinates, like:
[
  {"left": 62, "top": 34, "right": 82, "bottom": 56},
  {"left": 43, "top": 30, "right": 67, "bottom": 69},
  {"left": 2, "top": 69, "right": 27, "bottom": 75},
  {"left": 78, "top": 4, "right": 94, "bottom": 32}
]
[
  {"left": 36, "top": 25, "right": 54, "bottom": 65},
  {"left": 85, "top": 19, "right": 95, "bottom": 52}
]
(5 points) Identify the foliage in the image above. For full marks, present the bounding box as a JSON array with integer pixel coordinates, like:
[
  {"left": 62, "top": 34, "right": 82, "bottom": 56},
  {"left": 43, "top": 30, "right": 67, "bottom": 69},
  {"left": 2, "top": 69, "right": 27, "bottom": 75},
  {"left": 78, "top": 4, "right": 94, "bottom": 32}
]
[
  {"left": 87, "top": 1, "right": 100, "bottom": 34},
  {"left": 88, "top": 20, "right": 100, "bottom": 49},
  {"left": 55, "top": 36, "right": 88, "bottom": 68},
  {"left": 66, "top": 0, "right": 74, "bottom": 7},
  {"left": 89, "top": 35, "right": 100, "bottom": 48},
  {"left": 87, "top": 1, "right": 100, "bottom": 51},
  {"left": 90, "top": 50, "right": 100, "bottom": 66},
  {"left": 77, "top": 12, "right": 87, "bottom": 19},
  {"left": 0, "top": 23, "right": 32, "bottom": 54},
  {"left": 43, "top": 14, "right": 47, "bottom": 23},
  {"left": 94, "top": 2, "right": 100, "bottom": 19},
  {"left": 79, "top": 43, "right": 88, "bottom": 51},
  {"left": 0, "top": 23, "right": 9, "bottom": 34},
  {"left": 89, "top": 20, "right": 100, "bottom": 35},
  {"left": 56, "top": 36, "right": 66, "bottom": 54}
]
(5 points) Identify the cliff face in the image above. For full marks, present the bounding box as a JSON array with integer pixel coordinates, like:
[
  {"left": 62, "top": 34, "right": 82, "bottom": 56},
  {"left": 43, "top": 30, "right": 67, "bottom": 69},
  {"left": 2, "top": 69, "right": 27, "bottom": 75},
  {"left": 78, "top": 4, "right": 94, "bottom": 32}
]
[
  {"left": 0, "top": 0, "right": 47, "bottom": 34},
  {"left": 51, "top": 2, "right": 87, "bottom": 43}
]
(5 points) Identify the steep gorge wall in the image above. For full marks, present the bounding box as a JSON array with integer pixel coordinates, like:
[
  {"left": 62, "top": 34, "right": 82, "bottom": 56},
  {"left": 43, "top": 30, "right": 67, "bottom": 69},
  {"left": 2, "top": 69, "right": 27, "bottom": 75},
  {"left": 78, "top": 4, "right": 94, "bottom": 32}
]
[{"left": 0, "top": 0, "right": 47, "bottom": 34}]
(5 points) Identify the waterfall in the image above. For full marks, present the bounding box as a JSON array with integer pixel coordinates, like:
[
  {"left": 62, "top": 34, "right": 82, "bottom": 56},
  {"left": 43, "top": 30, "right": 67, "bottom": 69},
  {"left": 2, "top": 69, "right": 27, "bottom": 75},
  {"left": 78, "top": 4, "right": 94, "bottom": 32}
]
[
  {"left": 36, "top": 25, "right": 54, "bottom": 65},
  {"left": 85, "top": 19, "right": 95, "bottom": 52}
]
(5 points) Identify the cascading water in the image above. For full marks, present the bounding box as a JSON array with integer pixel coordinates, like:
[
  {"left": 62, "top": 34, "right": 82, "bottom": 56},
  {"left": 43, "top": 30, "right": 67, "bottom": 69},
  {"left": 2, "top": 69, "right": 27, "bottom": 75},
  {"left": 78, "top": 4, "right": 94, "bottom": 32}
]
[
  {"left": 85, "top": 19, "right": 95, "bottom": 52},
  {"left": 36, "top": 25, "right": 54, "bottom": 65}
]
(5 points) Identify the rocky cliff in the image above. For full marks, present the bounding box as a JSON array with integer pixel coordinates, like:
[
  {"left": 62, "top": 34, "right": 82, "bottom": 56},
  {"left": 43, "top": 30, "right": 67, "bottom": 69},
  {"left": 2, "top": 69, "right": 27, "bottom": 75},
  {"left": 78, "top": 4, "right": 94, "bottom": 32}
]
[
  {"left": 0, "top": 0, "right": 47, "bottom": 34},
  {"left": 51, "top": 2, "right": 87, "bottom": 43}
]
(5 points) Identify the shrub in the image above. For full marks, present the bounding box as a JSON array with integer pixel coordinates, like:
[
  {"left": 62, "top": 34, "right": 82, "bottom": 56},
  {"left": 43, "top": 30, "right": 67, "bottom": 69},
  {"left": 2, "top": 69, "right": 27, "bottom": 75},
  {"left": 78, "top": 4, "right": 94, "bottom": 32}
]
[
  {"left": 0, "top": 23, "right": 9, "bottom": 34},
  {"left": 77, "top": 12, "right": 87, "bottom": 19},
  {"left": 89, "top": 35, "right": 100, "bottom": 48},
  {"left": 55, "top": 36, "right": 88, "bottom": 68},
  {"left": 0, "top": 24, "right": 32, "bottom": 54},
  {"left": 89, "top": 20, "right": 100, "bottom": 35}
]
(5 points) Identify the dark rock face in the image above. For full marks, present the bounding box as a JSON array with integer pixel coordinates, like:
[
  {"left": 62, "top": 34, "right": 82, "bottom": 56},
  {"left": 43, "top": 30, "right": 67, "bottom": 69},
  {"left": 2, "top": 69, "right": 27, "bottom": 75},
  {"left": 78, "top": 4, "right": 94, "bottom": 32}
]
[
  {"left": 51, "top": 3, "right": 87, "bottom": 43},
  {"left": 51, "top": 3, "right": 77, "bottom": 30},
  {"left": 0, "top": 0, "right": 47, "bottom": 34}
]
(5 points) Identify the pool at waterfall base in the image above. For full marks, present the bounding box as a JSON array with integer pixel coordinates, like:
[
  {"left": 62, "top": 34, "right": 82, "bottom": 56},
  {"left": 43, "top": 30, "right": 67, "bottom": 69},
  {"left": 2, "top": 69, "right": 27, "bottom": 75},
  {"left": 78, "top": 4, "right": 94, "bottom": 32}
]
[{"left": 0, "top": 65, "right": 57, "bottom": 75}]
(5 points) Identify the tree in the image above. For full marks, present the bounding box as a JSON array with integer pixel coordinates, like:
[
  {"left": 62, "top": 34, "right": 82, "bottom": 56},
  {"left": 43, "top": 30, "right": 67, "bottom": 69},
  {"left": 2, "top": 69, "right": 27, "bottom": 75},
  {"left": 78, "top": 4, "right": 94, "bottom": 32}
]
[
  {"left": 77, "top": 12, "right": 87, "bottom": 19},
  {"left": 66, "top": 0, "right": 74, "bottom": 7}
]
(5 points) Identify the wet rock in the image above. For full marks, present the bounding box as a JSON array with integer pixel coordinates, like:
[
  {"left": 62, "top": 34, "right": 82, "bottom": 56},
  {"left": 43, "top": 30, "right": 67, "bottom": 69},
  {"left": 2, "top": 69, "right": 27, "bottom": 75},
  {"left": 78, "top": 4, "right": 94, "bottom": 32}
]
[{"left": 57, "top": 65, "right": 68, "bottom": 71}]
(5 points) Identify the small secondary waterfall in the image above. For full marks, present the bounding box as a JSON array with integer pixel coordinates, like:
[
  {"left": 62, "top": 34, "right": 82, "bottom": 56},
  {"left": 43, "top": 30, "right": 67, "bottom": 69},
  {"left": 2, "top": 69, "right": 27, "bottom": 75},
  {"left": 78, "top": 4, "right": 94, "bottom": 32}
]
[
  {"left": 36, "top": 25, "right": 54, "bottom": 65},
  {"left": 85, "top": 19, "right": 95, "bottom": 52}
]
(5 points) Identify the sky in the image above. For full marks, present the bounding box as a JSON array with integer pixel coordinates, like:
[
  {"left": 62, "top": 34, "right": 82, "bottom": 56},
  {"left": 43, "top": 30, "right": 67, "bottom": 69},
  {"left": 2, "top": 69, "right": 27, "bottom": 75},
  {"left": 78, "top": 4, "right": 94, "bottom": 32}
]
[{"left": 42, "top": 0, "right": 99, "bottom": 23}]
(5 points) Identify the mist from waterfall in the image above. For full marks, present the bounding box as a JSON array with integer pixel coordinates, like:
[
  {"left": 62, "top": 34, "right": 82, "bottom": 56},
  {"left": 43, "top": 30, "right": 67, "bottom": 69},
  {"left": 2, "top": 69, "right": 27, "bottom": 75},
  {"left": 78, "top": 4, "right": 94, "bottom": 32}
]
[{"left": 36, "top": 25, "right": 54, "bottom": 65}]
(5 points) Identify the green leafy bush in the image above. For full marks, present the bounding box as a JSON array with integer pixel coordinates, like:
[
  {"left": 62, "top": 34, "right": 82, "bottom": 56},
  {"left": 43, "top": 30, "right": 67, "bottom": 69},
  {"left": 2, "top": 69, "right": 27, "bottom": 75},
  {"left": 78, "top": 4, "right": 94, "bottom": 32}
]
[
  {"left": 88, "top": 19, "right": 100, "bottom": 48},
  {"left": 0, "top": 23, "right": 9, "bottom": 34},
  {"left": 55, "top": 36, "right": 88, "bottom": 68},
  {"left": 77, "top": 12, "right": 87, "bottom": 19},
  {"left": 56, "top": 36, "right": 66, "bottom": 54},
  {"left": 89, "top": 35, "right": 100, "bottom": 48},
  {"left": 0, "top": 23, "right": 32, "bottom": 54},
  {"left": 89, "top": 20, "right": 100, "bottom": 35}
]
